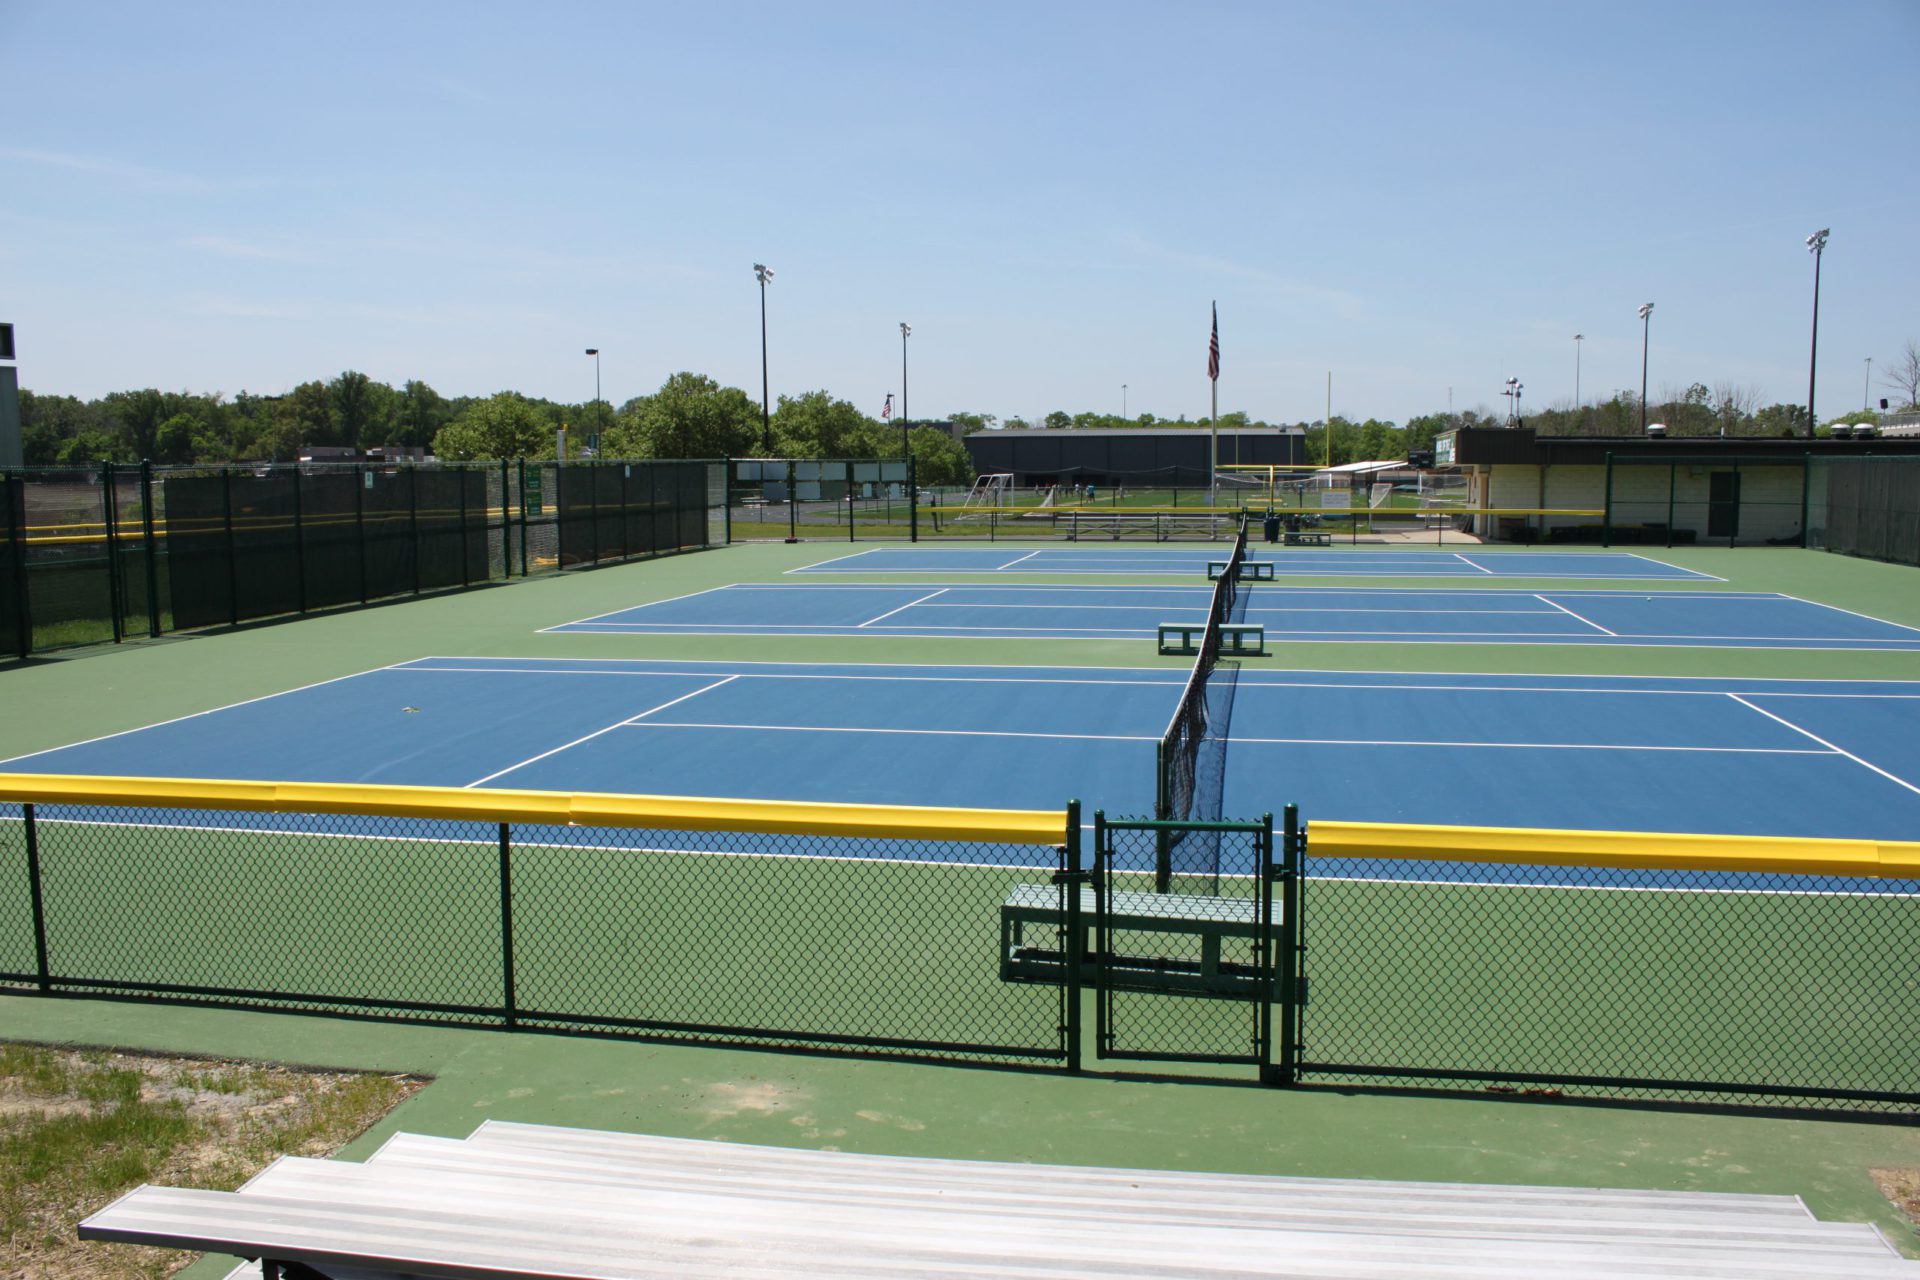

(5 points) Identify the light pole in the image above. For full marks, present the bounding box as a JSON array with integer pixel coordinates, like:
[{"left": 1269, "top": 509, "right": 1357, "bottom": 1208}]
[
  {"left": 584, "top": 348, "right": 600, "bottom": 452},
  {"left": 1122, "top": 384, "right": 1128, "bottom": 420},
  {"left": 1637, "top": 303, "right": 1654, "bottom": 432},
  {"left": 1864, "top": 356, "right": 1872, "bottom": 411},
  {"left": 1501, "top": 377, "right": 1524, "bottom": 427},
  {"left": 1573, "top": 333, "right": 1583, "bottom": 412},
  {"left": 1805, "top": 228, "right": 1828, "bottom": 439},
  {"left": 899, "top": 322, "right": 911, "bottom": 458},
  {"left": 754, "top": 263, "right": 774, "bottom": 452}
]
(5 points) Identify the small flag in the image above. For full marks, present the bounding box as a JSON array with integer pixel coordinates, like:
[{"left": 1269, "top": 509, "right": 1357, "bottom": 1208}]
[
  {"left": 1207, "top": 303, "right": 1220, "bottom": 382},
  {"left": 882, "top": 394, "right": 893, "bottom": 420}
]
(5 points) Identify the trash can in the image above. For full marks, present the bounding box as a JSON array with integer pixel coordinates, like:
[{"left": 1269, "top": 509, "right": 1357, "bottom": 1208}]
[{"left": 1263, "top": 512, "right": 1280, "bottom": 544}]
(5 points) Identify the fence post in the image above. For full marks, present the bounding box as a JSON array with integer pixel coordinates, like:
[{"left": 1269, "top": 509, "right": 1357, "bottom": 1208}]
[
  {"left": 458, "top": 464, "right": 471, "bottom": 587},
  {"left": 100, "top": 461, "right": 123, "bottom": 643},
  {"left": 1062, "top": 798, "right": 1083, "bottom": 1072},
  {"left": 6, "top": 473, "right": 31, "bottom": 657},
  {"left": 1798, "top": 456, "right": 1811, "bottom": 550},
  {"left": 354, "top": 462, "right": 369, "bottom": 605},
  {"left": 498, "top": 457, "right": 510, "bottom": 581},
  {"left": 498, "top": 822, "right": 517, "bottom": 1029},
  {"left": 290, "top": 464, "right": 307, "bottom": 614},
  {"left": 221, "top": 467, "right": 238, "bottom": 627},
  {"left": 139, "top": 459, "right": 160, "bottom": 638},
  {"left": 23, "top": 803, "right": 51, "bottom": 992},
  {"left": 1601, "top": 452, "right": 1614, "bottom": 548},
  {"left": 516, "top": 458, "right": 529, "bottom": 577},
  {"left": 721, "top": 458, "right": 733, "bottom": 545},
  {"left": 408, "top": 464, "right": 421, "bottom": 595},
  {"left": 1665, "top": 462, "right": 1676, "bottom": 548},
  {"left": 908, "top": 456, "right": 918, "bottom": 543},
  {"left": 1273, "top": 803, "right": 1302, "bottom": 1087}
]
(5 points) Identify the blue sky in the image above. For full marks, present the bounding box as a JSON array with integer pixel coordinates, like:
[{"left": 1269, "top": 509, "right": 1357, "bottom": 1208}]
[{"left": 2, "top": 1, "right": 1915, "bottom": 426}]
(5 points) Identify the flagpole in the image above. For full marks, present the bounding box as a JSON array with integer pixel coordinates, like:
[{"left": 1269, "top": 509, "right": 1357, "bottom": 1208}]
[{"left": 1208, "top": 301, "right": 1218, "bottom": 507}]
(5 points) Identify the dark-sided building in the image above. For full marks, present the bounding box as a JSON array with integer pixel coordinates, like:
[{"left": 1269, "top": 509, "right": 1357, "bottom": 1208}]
[{"left": 963, "top": 427, "right": 1307, "bottom": 488}]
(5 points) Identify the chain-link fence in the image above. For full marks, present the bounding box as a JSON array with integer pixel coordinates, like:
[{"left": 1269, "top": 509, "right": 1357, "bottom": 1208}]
[
  {"left": 0, "top": 458, "right": 718, "bottom": 659},
  {"left": 0, "top": 789, "right": 1071, "bottom": 1065},
  {"left": 1292, "top": 830, "right": 1920, "bottom": 1113}
]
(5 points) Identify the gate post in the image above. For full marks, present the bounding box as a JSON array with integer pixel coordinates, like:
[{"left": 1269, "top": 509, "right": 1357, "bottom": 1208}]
[
  {"left": 1271, "top": 803, "right": 1303, "bottom": 1087},
  {"left": 1061, "top": 798, "right": 1083, "bottom": 1072}
]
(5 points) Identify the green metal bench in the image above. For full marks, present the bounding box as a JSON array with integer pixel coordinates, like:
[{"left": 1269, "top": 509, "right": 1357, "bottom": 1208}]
[
  {"left": 1157, "top": 622, "right": 1265, "bottom": 656},
  {"left": 1284, "top": 530, "right": 1331, "bottom": 546},
  {"left": 999, "top": 883, "right": 1275, "bottom": 997}
]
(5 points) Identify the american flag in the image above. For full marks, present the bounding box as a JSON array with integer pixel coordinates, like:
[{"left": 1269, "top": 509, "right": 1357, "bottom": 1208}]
[
  {"left": 1208, "top": 303, "right": 1220, "bottom": 381},
  {"left": 882, "top": 394, "right": 893, "bottom": 420}
]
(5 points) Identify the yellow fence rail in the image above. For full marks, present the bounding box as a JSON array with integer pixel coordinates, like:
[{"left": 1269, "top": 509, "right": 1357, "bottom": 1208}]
[{"left": 0, "top": 773, "right": 1068, "bottom": 846}]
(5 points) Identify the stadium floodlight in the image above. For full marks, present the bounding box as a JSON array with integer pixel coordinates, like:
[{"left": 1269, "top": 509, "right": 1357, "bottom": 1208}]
[
  {"left": 1805, "top": 230, "right": 1829, "bottom": 438},
  {"left": 1638, "top": 303, "right": 1655, "bottom": 432},
  {"left": 754, "top": 265, "right": 774, "bottom": 450}
]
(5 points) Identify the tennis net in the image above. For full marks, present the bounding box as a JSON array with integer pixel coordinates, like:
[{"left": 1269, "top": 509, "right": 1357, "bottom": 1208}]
[{"left": 1155, "top": 520, "right": 1248, "bottom": 824}]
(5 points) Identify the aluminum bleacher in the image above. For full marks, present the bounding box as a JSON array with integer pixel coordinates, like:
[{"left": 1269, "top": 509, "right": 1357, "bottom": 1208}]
[{"left": 80, "top": 1122, "right": 1919, "bottom": 1279}]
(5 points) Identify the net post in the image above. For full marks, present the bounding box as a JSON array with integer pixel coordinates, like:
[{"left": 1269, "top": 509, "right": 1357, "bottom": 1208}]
[
  {"left": 23, "top": 803, "right": 51, "bottom": 992},
  {"left": 497, "top": 821, "right": 517, "bottom": 1028},
  {"left": 1062, "top": 798, "right": 1082, "bottom": 1073},
  {"left": 139, "top": 458, "right": 160, "bottom": 638}
]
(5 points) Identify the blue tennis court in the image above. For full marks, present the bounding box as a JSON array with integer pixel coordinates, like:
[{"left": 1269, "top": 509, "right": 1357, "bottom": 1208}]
[
  {"left": 794, "top": 547, "right": 1720, "bottom": 580},
  {"left": 7, "top": 658, "right": 1919, "bottom": 853},
  {"left": 545, "top": 584, "right": 1920, "bottom": 651}
]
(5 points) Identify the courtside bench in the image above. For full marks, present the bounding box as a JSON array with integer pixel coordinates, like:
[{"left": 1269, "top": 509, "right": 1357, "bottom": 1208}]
[
  {"left": 1208, "top": 559, "right": 1275, "bottom": 581},
  {"left": 1157, "top": 621, "right": 1265, "bottom": 656},
  {"left": 1284, "top": 530, "right": 1331, "bottom": 546},
  {"left": 999, "top": 882, "right": 1275, "bottom": 997}
]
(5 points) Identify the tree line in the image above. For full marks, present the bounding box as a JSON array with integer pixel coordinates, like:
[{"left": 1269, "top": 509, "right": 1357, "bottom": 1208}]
[
  {"left": 16, "top": 371, "right": 976, "bottom": 486},
  {"left": 19, "top": 341, "right": 1916, "bottom": 482}
]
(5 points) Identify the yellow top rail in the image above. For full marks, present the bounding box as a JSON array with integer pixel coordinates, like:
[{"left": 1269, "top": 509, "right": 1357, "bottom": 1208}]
[
  {"left": 0, "top": 774, "right": 1068, "bottom": 846},
  {"left": 1308, "top": 819, "right": 1920, "bottom": 880}
]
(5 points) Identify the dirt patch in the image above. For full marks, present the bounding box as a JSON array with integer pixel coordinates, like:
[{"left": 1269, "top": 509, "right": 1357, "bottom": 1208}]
[
  {"left": 1875, "top": 1167, "right": 1920, "bottom": 1233},
  {"left": 1, "top": 1042, "right": 425, "bottom": 1280}
]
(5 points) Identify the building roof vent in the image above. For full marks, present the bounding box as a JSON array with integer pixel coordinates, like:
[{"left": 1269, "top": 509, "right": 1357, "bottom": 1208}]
[
  {"left": 1830, "top": 423, "right": 1854, "bottom": 439},
  {"left": 1646, "top": 423, "right": 1667, "bottom": 438},
  {"left": 1854, "top": 423, "right": 1877, "bottom": 439}
]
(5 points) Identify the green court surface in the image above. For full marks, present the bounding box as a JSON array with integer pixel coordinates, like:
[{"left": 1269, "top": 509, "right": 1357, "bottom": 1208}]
[{"left": 5, "top": 540, "right": 1920, "bottom": 1266}]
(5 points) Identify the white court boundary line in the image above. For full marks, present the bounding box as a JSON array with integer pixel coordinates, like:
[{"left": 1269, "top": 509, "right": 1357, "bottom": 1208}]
[
  {"left": 857, "top": 587, "right": 948, "bottom": 627},
  {"left": 1534, "top": 594, "right": 1620, "bottom": 636},
  {"left": 1726, "top": 694, "right": 1920, "bottom": 799},
  {"left": 0, "top": 660, "right": 419, "bottom": 768},
  {"left": 464, "top": 675, "right": 740, "bottom": 787},
  {"left": 625, "top": 720, "right": 1157, "bottom": 744},
  {"left": 1225, "top": 736, "right": 1830, "bottom": 755}
]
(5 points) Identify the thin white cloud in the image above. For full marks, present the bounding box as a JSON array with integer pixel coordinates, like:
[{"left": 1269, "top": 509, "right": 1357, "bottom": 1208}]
[
  {"left": 1112, "top": 231, "right": 1367, "bottom": 322},
  {"left": 185, "top": 294, "right": 308, "bottom": 320},
  {"left": 182, "top": 235, "right": 308, "bottom": 262},
  {"left": 0, "top": 147, "right": 276, "bottom": 193}
]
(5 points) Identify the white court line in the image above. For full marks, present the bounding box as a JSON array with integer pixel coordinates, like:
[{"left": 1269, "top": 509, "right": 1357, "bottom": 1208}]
[
  {"left": 1726, "top": 695, "right": 1920, "bottom": 799},
  {"left": 627, "top": 721, "right": 1157, "bottom": 743},
  {"left": 403, "top": 664, "right": 1188, "bottom": 687},
  {"left": 782, "top": 549, "right": 882, "bottom": 574},
  {"left": 538, "top": 583, "right": 737, "bottom": 632},
  {"left": 1780, "top": 592, "right": 1920, "bottom": 638},
  {"left": 1620, "top": 552, "right": 1726, "bottom": 582},
  {"left": 1227, "top": 735, "right": 1830, "bottom": 755},
  {"left": 697, "top": 581, "right": 1785, "bottom": 600},
  {"left": 996, "top": 550, "right": 1043, "bottom": 570},
  {"left": 856, "top": 588, "right": 949, "bottom": 628},
  {"left": 463, "top": 675, "right": 740, "bottom": 787},
  {"left": 1534, "top": 594, "right": 1620, "bottom": 636},
  {"left": 1453, "top": 553, "right": 1495, "bottom": 574},
  {"left": 0, "top": 660, "right": 419, "bottom": 768}
]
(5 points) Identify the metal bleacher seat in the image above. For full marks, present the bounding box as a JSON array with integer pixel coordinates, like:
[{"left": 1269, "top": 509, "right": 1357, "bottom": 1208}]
[{"left": 80, "top": 1121, "right": 1920, "bottom": 1279}]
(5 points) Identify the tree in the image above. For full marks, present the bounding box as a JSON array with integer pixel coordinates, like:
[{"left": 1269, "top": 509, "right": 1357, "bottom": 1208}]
[
  {"left": 1043, "top": 411, "right": 1071, "bottom": 430},
  {"left": 1882, "top": 339, "right": 1920, "bottom": 411},
  {"left": 949, "top": 411, "right": 997, "bottom": 433},
  {"left": 432, "top": 392, "right": 554, "bottom": 460},
  {"left": 329, "top": 370, "right": 376, "bottom": 449},
  {"left": 397, "top": 380, "right": 451, "bottom": 448},
  {"left": 601, "top": 372, "right": 759, "bottom": 459},
  {"left": 771, "top": 390, "right": 871, "bottom": 458}
]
